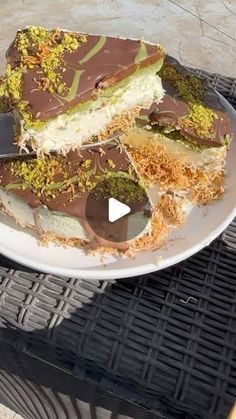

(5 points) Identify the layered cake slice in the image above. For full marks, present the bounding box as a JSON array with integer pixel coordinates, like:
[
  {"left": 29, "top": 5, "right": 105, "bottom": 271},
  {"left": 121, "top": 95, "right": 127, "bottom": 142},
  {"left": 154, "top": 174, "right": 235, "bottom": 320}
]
[
  {"left": 154, "top": 55, "right": 232, "bottom": 149},
  {"left": 0, "top": 26, "right": 165, "bottom": 154},
  {"left": 123, "top": 55, "right": 233, "bottom": 206},
  {"left": 0, "top": 134, "right": 190, "bottom": 254},
  {"left": 0, "top": 138, "right": 146, "bottom": 251}
]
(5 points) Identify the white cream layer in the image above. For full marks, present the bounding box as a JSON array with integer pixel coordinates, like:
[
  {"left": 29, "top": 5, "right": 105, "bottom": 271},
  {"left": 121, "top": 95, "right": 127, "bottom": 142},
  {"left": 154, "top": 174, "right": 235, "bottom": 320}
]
[{"left": 20, "top": 71, "right": 164, "bottom": 154}]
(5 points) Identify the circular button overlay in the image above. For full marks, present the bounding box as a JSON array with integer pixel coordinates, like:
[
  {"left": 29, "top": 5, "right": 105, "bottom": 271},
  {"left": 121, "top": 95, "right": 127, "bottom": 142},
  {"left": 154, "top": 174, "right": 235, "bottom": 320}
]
[{"left": 85, "top": 176, "right": 151, "bottom": 243}]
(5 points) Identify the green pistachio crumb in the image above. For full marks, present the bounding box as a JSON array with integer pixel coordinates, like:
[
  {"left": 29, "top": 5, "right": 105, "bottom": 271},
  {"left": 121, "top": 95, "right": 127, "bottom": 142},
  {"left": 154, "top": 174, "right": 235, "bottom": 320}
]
[
  {"left": 11, "top": 157, "right": 65, "bottom": 198},
  {"left": 0, "top": 65, "right": 22, "bottom": 102},
  {"left": 182, "top": 103, "right": 217, "bottom": 137},
  {"left": 107, "top": 159, "right": 116, "bottom": 169},
  {"left": 93, "top": 173, "right": 145, "bottom": 204},
  {"left": 159, "top": 63, "right": 204, "bottom": 102},
  {"left": 81, "top": 159, "right": 92, "bottom": 169},
  {"left": 176, "top": 75, "right": 204, "bottom": 102},
  {"left": 27, "top": 26, "right": 50, "bottom": 44},
  {"left": 0, "top": 26, "right": 88, "bottom": 122},
  {"left": 5, "top": 65, "right": 22, "bottom": 100},
  {"left": 16, "top": 32, "right": 31, "bottom": 56},
  {"left": 159, "top": 62, "right": 218, "bottom": 140},
  {"left": 223, "top": 134, "right": 232, "bottom": 148}
]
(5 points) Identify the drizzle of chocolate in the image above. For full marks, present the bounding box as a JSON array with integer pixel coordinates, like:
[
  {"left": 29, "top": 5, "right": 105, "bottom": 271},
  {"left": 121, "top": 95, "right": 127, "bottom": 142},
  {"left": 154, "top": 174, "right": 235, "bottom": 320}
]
[
  {"left": 6, "top": 30, "right": 164, "bottom": 120},
  {"left": 140, "top": 55, "right": 232, "bottom": 147}
]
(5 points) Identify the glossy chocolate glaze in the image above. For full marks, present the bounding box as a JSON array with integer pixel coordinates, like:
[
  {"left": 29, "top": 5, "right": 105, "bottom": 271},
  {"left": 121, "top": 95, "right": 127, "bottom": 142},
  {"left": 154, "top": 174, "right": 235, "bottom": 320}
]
[
  {"left": 140, "top": 55, "right": 232, "bottom": 147},
  {"left": 6, "top": 30, "right": 164, "bottom": 120}
]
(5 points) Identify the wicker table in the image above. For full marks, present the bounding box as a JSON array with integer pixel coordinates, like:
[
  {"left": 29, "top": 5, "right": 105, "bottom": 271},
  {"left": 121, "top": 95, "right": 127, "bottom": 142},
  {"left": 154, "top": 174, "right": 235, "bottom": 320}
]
[{"left": 0, "top": 69, "right": 235, "bottom": 419}]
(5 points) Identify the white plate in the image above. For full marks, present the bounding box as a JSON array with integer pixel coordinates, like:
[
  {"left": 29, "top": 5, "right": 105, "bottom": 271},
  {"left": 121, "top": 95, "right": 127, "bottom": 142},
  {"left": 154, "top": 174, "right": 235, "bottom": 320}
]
[{"left": 0, "top": 93, "right": 236, "bottom": 280}]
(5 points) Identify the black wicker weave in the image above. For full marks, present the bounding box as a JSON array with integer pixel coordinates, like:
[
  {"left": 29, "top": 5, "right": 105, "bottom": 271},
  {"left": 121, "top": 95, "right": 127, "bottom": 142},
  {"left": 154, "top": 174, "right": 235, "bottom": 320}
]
[{"left": 0, "top": 69, "right": 235, "bottom": 419}]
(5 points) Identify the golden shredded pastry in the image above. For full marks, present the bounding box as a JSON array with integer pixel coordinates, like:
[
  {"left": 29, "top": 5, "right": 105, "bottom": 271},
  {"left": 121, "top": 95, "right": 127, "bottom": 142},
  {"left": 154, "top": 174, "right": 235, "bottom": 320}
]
[
  {"left": 129, "top": 141, "right": 189, "bottom": 189},
  {"left": 186, "top": 166, "right": 224, "bottom": 205},
  {"left": 40, "top": 232, "right": 87, "bottom": 249},
  {"left": 127, "top": 206, "right": 168, "bottom": 254},
  {"left": 158, "top": 194, "right": 184, "bottom": 226},
  {"left": 98, "top": 106, "right": 140, "bottom": 141},
  {"left": 129, "top": 140, "right": 224, "bottom": 205}
]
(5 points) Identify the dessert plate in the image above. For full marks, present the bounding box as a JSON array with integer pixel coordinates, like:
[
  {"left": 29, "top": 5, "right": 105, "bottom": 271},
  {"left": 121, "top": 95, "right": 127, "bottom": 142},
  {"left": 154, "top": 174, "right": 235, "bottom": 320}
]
[{"left": 0, "top": 93, "right": 235, "bottom": 280}]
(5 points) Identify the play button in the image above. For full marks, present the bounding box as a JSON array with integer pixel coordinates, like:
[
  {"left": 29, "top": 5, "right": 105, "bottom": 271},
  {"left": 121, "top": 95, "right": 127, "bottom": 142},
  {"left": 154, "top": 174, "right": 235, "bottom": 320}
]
[
  {"left": 108, "top": 198, "right": 131, "bottom": 223},
  {"left": 85, "top": 176, "right": 151, "bottom": 243}
]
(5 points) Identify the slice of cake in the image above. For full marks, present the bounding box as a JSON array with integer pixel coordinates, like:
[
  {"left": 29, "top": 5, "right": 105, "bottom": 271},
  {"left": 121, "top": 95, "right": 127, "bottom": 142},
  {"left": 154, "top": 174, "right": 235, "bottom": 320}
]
[
  {"left": 0, "top": 138, "right": 150, "bottom": 251},
  {"left": 124, "top": 55, "right": 233, "bottom": 206},
  {"left": 0, "top": 26, "right": 165, "bottom": 154},
  {"left": 0, "top": 134, "right": 191, "bottom": 254},
  {"left": 123, "top": 128, "right": 225, "bottom": 206},
  {"left": 150, "top": 55, "right": 232, "bottom": 149}
]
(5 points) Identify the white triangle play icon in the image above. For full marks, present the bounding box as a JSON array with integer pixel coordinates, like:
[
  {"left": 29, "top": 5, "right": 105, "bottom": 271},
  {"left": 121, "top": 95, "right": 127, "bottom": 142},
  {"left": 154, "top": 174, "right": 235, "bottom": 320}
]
[{"left": 108, "top": 198, "right": 131, "bottom": 223}]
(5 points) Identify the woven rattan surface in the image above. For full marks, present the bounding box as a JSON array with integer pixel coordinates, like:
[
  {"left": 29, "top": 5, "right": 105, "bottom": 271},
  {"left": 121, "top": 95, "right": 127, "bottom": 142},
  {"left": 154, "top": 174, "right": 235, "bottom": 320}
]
[{"left": 0, "top": 69, "right": 235, "bottom": 419}]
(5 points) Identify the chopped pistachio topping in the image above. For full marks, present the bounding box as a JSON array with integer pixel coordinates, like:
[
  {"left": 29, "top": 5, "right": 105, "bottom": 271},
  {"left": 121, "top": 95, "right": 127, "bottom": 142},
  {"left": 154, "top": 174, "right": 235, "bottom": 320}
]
[
  {"left": 16, "top": 100, "right": 44, "bottom": 130},
  {"left": 16, "top": 100, "right": 45, "bottom": 130},
  {"left": 107, "top": 159, "right": 116, "bottom": 169},
  {"left": 8, "top": 150, "right": 139, "bottom": 203},
  {"left": 160, "top": 64, "right": 204, "bottom": 102},
  {"left": 5, "top": 65, "right": 22, "bottom": 100},
  {"left": 0, "top": 25, "right": 87, "bottom": 122},
  {"left": 176, "top": 75, "right": 204, "bottom": 103},
  {"left": 93, "top": 173, "right": 145, "bottom": 204},
  {"left": 11, "top": 157, "right": 66, "bottom": 198},
  {"left": 158, "top": 62, "right": 218, "bottom": 140},
  {"left": 0, "top": 77, "right": 7, "bottom": 98},
  {"left": 81, "top": 159, "right": 92, "bottom": 169},
  {"left": 0, "top": 65, "right": 22, "bottom": 102},
  {"left": 17, "top": 28, "right": 50, "bottom": 58},
  {"left": 182, "top": 103, "right": 217, "bottom": 137},
  {"left": 27, "top": 26, "right": 50, "bottom": 45},
  {"left": 15, "top": 26, "right": 87, "bottom": 95}
]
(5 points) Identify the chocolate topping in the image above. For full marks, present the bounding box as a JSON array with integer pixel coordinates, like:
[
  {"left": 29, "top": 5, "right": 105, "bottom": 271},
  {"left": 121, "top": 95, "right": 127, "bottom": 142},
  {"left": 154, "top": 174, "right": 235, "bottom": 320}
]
[
  {"left": 140, "top": 55, "right": 232, "bottom": 148},
  {"left": 0, "top": 141, "right": 129, "bottom": 209},
  {"left": 5, "top": 27, "right": 164, "bottom": 121},
  {"left": 0, "top": 139, "right": 146, "bottom": 248}
]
